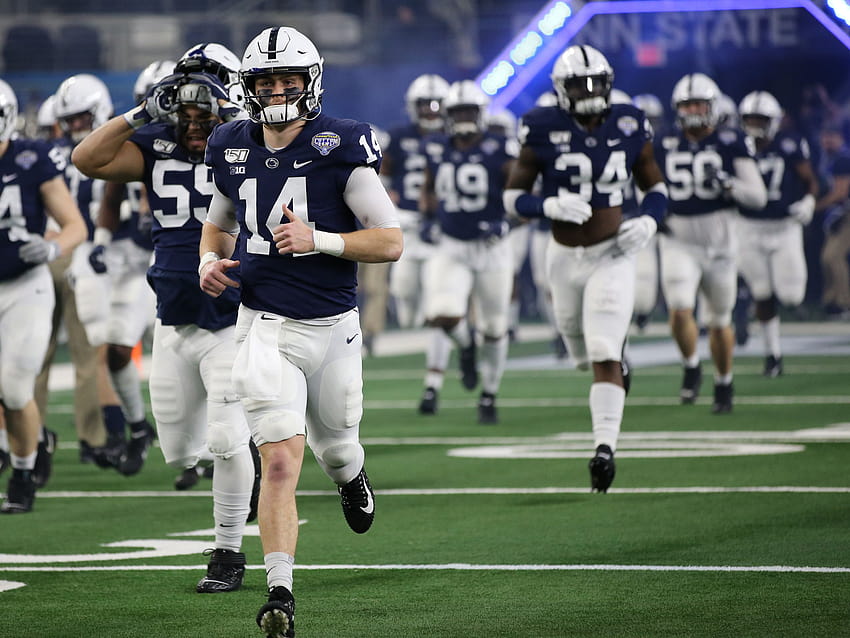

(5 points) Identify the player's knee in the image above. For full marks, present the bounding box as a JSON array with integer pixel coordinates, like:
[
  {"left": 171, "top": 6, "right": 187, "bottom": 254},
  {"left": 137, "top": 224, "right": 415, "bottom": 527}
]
[
  {"left": 206, "top": 421, "right": 247, "bottom": 459},
  {"left": 317, "top": 443, "right": 359, "bottom": 470},
  {"left": 249, "top": 406, "right": 303, "bottom": 446},
  {"left": 707, "top": 310, "right": 732, "bottom": 328},
  {"left": 1, "top": 385, "right": 32, "bottom": 411},
  {"left": 586, "top": 335, "right": 620, "bottom": 363}
]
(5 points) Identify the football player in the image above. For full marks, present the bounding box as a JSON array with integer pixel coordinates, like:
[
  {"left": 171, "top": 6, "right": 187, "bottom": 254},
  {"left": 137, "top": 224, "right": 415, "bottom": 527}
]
[
  {"left": 504, "top": 45, "right": 668, "bottom": 492},
  {"left": 419, "top": 80, "right": 517, "bottom": 424},
  {"left": 35, "top": 74, "right": 123, "bottom": 468},
  {"left": 86, "top": 61, "right": 175, "bottom": 476},
  {"left": 72, "top": 70, "right": 256, "bottom": 593},
  {"left": 654, "top": 73, "right": 767, "bottom": 413},
  {"left": 737, "top": 91, "right": 818, "bottom": 377},
  {"left": 0, "top": 78, "right": 87, "bottom": 512},
  {"left": 197, "top": 27, "right": 402, "bottom": 637}
]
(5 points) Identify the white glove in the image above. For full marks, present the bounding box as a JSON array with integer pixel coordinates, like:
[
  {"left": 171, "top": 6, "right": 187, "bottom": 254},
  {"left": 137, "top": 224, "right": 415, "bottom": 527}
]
[
  {"left": 19, "top": 236, "right": 60, "bottom": 264},
  {"left": 123, "top": 76, "right": 181, "bottom": 129},
  {"left": 788, "top": 194, "right": 815, "bottom": 226},
  {"left": 542, "top": 191, "right": 593, "bottom": 224},
  {"left": 616, "top": 215, "right": 657, "bottom": 256}
]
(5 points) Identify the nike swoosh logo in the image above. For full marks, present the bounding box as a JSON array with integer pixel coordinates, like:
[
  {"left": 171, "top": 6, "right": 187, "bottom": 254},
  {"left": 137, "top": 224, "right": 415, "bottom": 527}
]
[
  {"left": 346, "top": 333, "right": 359, "bottom": 344},
  {"left": 293, "top": 160, "right": 313, "bottom": 169},
  {"left": 361, "top": 489, "right": 374, "bottom": 515},
  {"left": 607, "top": 139, "right": 621, "bottom": 146},
  {"left": 260, "top": 313, "right": 277, "bottom": 321},
  {"left": 2, "top": 174, "right": 16, "bottom": 183}
]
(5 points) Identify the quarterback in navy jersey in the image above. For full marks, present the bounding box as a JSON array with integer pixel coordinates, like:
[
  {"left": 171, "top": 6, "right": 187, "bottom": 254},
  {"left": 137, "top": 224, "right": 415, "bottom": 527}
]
[
  {"left": 504, "top": 44, "right": 669, "bottom": 493},
  {"left": 654, "top": 73, "right": 767, "bottom": 414},
  {"left": 417, "top": 79, "right": 517, "bottom": 424},
  {"left": 0, "top": 79, "right": 87, "bottom": 513},
  {"left": 737, "top": 91, "right": 818, "bottom": 378},
  {"left": 73, "top": 69, "right": 258, "bottom": 594},
  {"left": 197, "top": 27, "right": 401, "bottom": 637}
]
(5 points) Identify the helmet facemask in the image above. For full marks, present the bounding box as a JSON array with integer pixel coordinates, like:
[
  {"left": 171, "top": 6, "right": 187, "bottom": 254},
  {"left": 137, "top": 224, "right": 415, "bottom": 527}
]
[
  {"left": 676, "top": 99, "right": 715, "bottom": 130},
  {"left": 558, "top": 73, "right": 612, "bottom": 116}
]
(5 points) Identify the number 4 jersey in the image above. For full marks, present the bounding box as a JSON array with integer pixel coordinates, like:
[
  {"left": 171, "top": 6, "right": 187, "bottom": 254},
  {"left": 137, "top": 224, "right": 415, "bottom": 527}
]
[{"left": 205, "top": 114, "right": 383, "bottom": 320}]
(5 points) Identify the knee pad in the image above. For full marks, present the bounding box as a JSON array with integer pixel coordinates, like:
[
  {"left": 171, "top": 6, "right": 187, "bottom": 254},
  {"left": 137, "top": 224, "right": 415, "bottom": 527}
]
[
  {"left": 315, "top": 442, "right": 359, "bottom": 470},
  {"left": 206, "top": 421, "right": 248, "bottom": 460},
  {"left": 586, "top": 335, "right": 620, "bottom": 363},
  {"left": 149, "top": 375, "right": 187, "bottom": 426},
  {"left": 1, "top": 374, "right": 33, "bottom": 410},
  {"left": 245, "top": 402, "right": 304, "bottom": 446}
]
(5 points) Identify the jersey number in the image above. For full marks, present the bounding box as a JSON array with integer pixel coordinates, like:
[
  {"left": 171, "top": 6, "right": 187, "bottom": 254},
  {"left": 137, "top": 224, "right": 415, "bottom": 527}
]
[{"left": 240, "top": 176, "right": 316, "bottom": 257}]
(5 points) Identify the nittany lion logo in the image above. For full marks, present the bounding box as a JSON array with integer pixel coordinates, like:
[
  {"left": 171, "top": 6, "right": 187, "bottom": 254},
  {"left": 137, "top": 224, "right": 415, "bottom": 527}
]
[{"left": 311, "top": 132, "right": 341, "bottom": 156}]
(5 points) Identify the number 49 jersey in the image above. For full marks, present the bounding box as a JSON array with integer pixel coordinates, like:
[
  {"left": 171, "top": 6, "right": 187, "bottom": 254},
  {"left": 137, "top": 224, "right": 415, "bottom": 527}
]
[
  {"left": 519, "top": 102, "right": 651, "bottom": 209},
  {"left": 206, "top": 114, "right": 384, "bottom": 320}
]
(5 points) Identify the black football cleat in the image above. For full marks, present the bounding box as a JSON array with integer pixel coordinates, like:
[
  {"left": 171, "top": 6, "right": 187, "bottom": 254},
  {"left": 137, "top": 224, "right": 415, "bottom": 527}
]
[
  {"left": 0, "top": 448, "right": 8, "bottom": 475},
  {"left": 711, "top": 382, "right": 734, "bottom": 414},
  {"left": 247, "top": 439, "right": 261, "bottom": 523},
  {"left": 33, "top": 427, "right": 57, "bottom": 488},
  {"left": 1, "top": 470, "right": 36, "bottom": 514},
  {"left": 174, "top": 466, "right": 202, "bottom": 490},
  {"left": 338, "top": 467, "right": 374, "bottom": 534},
  {"left": 589, "top": 444, "right": 616, "bottom": 493},
  {"left": 257, "top": 586, "right": 295, "bottom": 638},
  {"left": 93, "top": 433, "right": 127, "bottom": 470},
  {"left": 763, "top": 355, "right": 783, "bottom": 378},
  {"left": 196, "top": 548, "right": 246, "bottom": 593},
  {"left": 119, "top": 420, "right": 156, "bottom": 476},
  {"left": 477, "top": 392, "right": 498, "bottom": 424},
  {"left": 458, "top": 342, "right": 478, "bottom": 390},
  {"left": 418, "top": 386, "right": 438, "bottom": 415},
  {"left": 679, "top": 364, "right": 702, "bottom": 404}
]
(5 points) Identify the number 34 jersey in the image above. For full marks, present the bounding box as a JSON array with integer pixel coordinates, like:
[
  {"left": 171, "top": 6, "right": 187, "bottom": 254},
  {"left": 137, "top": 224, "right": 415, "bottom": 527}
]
[
  {"left": 206, "top": 114, "right": 384, "bottom": 320},
  {"left": 519, "top": 102, "right": 651, "bottom": 209}
]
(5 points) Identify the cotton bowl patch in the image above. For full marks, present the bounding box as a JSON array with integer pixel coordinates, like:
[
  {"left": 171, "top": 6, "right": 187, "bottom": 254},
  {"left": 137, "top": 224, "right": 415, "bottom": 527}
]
[{"left": 312, "top": 131, "right": 340, "bottom": 156}]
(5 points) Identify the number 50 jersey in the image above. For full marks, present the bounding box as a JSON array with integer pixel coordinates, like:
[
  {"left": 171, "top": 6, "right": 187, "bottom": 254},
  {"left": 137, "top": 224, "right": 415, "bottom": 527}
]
[
  {"left": 206, "top": 114, "right": 384, "bottom": 320},
  {"left": 518, "top": 102, "right": 651, "bottom": 208}
]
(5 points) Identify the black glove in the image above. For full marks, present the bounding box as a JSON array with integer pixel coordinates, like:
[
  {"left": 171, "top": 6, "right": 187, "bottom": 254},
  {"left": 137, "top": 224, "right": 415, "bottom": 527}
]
[{"left": 88, "top": 244, "right": 107, "bottom": 274}]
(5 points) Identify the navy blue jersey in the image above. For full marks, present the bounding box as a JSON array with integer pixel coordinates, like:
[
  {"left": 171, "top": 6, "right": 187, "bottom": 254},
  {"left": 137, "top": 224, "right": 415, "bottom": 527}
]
[
  {"left": 655, "top": 127, "right": 754, "bottom": 216},
  {"left": 519, "top": 103, "right": 651, "bottom": 209},
  {"left": 206, "top": 114, "right": 383, "bottom": 320},
  {"left": 384, "top": 123, "right": 428, "bottom": 211},
  {"left": 130, "top": 123, "right": 239, "bottom": 330},
  {"left": 0, "top": 138, "right": 65, "bottom": 281},
  {"left": 739, "top": 132, "right": 811, "bottom": 220},
  {"left": 55, "top": 137, "right": 103, "bottom": 238},
  {"left": 422, "top": 131, "right": 514, "bottom": 240}
]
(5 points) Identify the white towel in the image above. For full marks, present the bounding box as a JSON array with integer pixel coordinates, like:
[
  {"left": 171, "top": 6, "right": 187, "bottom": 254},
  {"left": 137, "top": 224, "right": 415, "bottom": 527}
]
[{"left": 232, "top": 313, "right": 282, "bottom": 401}]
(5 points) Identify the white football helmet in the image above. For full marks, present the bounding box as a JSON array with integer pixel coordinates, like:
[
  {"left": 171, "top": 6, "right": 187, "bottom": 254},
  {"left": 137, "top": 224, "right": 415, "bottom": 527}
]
[
  {"left": 671, "top": 73, "right": 720, "bottom": 130},
  {"left": 0, "top": 79, "right": 18, "bottom": 143},
  {"left": 632, "top": 93, "right": 663, "bottom": 119},
  {"left": 134, "top": 60, "right": 176, "bottom": 103},
  {"left": 715, "top": 93, "right": 739, "bottom": 129},
  {"left": 405, "top": 74, "right": 450, "bottom": 132},
  {"left": 177, "top": 43, "right": 242, "bottom": 106},
  {"left": 488, "top": 108, "right": 518, "bottom": 137},
  {"left": 54, "top": 73, "right": 113, "bottom": 143},
  {"left": 739, "top": 90, "right": 783, "bottom": 141},
  {"left": 535, "top": 91, "right": 558, "bottom": 107},
  {"left": 443, "top": 80, "right": 490, "bottom": 137},
  {"left": 550, "top": 44, "right": 614, "bottom": 116},
  {"left": 610, "top": 88, "right": 632, "bottom": 105},
  {"left": 240, "top": 26, "right": 323, "bottom": 125}
]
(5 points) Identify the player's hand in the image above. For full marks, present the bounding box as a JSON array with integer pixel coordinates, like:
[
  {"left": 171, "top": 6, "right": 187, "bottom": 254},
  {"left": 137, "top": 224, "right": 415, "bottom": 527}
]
[
  {"left": 477, "top": 220, "right": 509, "bottom": 245},
  {"left": 616, "top": 215, "right": 657, "bottom": 256},
  {"left": 274, "top": 206, "right": 316, "bottom": 255},
  {"left": 704, "top": 164, "right": 732, "bottom": 196},
  {"left": 542, "top": 191, "right": 593, "bottom": 224},
  {"left": 177, "top": 73, "right": 242, "bottom": 122},
  {"left": 788, "top": 194, "right": 815, "bottom": 226},
  {"left": 88, "top": 244, "right": 107, "bottom": 274},
  {"left": 19, "top": 236, "right": 60, "bottom": 264},
  {"left": 419, "top": 218, "right": 440, "bottom": 245},
  {"left": 124, "top": 74, "right": 182, "bottom": 129},
  {"left": 199, "top": 257, "right": 240, "bottom": 297}
]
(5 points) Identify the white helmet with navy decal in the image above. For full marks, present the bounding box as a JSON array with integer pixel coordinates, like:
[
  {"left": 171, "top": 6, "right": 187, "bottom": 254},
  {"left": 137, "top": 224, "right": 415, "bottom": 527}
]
[
  {"left": 0, "top": 79, "right": 18, "bottom": 142},
  {"left": 550, "top": 45, "right": 614, "bottom": 116}
]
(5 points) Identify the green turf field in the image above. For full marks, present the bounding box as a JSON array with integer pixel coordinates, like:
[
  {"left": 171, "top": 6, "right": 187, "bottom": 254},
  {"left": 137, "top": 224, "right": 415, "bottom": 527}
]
[{"left": 1, "top": 329, "right": 849, "bottom": 637}]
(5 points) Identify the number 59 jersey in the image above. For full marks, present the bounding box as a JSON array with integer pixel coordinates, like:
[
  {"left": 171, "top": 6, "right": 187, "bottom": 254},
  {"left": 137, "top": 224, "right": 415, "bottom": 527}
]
[
  {"left": 206, "top": 114, "right": 384, "bottom": 320},
  {"left": 518, "top": 102, "right": 651, "bottom": 209}
]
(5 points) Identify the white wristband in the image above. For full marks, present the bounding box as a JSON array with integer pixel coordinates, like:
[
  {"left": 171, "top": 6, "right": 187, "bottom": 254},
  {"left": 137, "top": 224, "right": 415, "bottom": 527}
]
[
  {"left": 198, "top": 251, "right": 220, "bottom": 276},
  {"left": 93, "top": 227, "right": 113, "bottom": 247},
  {"left": 312, "top": 230, "right": 345, "bottom": 257}
]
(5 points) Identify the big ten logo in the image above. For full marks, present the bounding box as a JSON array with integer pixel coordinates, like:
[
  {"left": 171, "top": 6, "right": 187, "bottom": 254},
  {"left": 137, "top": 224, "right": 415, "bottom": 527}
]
[{"left": 229, "top": 166, "right": 246, "bottom": 175}]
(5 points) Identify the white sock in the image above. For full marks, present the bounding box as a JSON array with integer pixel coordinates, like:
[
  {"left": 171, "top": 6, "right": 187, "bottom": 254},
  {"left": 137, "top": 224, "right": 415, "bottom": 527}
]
[
  {"left": 480, "top": 335, "right": 508, "bottom": 395},
  {"left": 761, "top": 316, "right": 781, "bottom": 358},
  {"left": 212, "top": 445, "right": 254, "bottom": 552},
  {"left": 425, "top": 328, "right": 452, "bottom": 373},
  {"left": 590, "top": 382, "right": 626, "bottom": 452},
  {"left": 111, "top": 362, "right": 147, "bottom": 424},
  {"left": 447, "top": 318, "right": 472, "bottom": 349},
  {"left": 0, "top": 428, "right": 7, "bottom": 452},
  {"left": 684, "top": 352, "right": 700, "bottom": 368},
  {"left": 265, "top": 551, "right": 295, "bottom": 591},
  {"left": 715, "top": 373, "right": 733, "bottom": 385},
  {"left": 10, "top": 451, "right": 37, "bottom": 470}
]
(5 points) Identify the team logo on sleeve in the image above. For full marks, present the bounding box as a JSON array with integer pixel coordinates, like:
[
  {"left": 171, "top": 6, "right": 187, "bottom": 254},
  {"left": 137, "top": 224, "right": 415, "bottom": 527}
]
[
  {"left": 617, "top": 116, "right": 638, "bottom": 136},
  {"left": 225, "top": 148, "right": 250, "bottom": 163},
  {"left": 153, "top": 139, "right": 177, "bottom": 154},
  {"left": 311, "top": 132, "right": 341, "bottom": 156},
  {"left": 14, "top": 150, "right": 37, "bottom": 170}
]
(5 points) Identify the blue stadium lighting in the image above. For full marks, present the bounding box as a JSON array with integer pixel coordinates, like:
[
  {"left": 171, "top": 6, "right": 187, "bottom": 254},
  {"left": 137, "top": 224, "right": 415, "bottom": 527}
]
[
  {"left": 827, "top": 0, "right": 850, "bottom": 25},
  {"left": 478, "top": 0, "right": 850, "bottom": 110}
]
